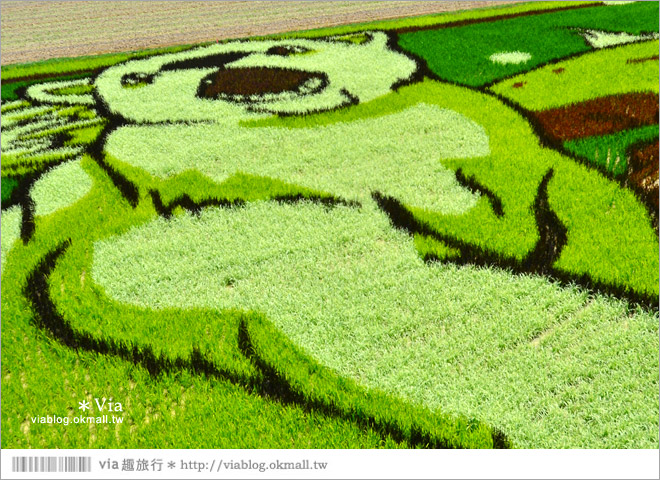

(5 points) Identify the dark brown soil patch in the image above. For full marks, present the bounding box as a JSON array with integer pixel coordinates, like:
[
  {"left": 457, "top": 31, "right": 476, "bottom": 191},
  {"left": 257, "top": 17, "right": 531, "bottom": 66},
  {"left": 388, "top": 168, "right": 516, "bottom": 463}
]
[
  {"left": 628, "top": 139, "right": 659, "bottom": 212},
  {"left": 512, "top": 81, "right": 525, "bottom": 88},
  {"left": 532, "top": 92, "right": 659, "bottom": 142},
  {"left": 199, "top": 67, "right": 320, "bottom": 98},
  {"left": 552, "top": 67, "right": 565, "bottom": 74},
  {"left": 626, "top": 55, "right": 659, "bottom": 64}
]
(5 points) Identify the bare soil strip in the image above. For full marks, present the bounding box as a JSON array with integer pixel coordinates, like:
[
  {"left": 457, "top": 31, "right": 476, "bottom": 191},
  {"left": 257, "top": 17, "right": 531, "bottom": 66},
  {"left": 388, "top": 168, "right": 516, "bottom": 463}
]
[
  {"left": 629, "top": 139, "right": 659, "bottom": 212},
  {"left": 532, "top": 92, "right": 660, "bottom": 142},
  {"left": 0, "top": 1, "right": 517, "bottom": 65}
]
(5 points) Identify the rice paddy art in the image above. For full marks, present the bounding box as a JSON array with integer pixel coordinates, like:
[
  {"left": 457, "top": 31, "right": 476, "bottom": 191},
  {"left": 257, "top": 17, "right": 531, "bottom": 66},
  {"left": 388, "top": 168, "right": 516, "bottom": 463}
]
[{"left": 1, "top": 1, "right": 658, "bottom": 449}]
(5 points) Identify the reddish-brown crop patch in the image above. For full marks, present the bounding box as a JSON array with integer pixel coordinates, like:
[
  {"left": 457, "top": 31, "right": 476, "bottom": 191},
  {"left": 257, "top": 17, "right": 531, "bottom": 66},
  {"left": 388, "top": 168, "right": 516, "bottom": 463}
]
[
  {"left": 512, "top": 81, "right": 526, "bottom": 88},
  {"left": 532, "top": 92, "right": 659, "bottom": 142},
  {"left": 552, "top": 67, "right": 565, "bottom": 74},
  {"left": 628, "top": 139, "right": 659, "bottom": 212}
]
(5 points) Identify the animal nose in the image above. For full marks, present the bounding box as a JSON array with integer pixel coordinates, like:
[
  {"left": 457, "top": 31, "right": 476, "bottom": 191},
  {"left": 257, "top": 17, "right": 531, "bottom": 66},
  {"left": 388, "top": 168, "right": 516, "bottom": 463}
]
[{"left": 198, "top": 67, "right": 326, "bottom": 100}]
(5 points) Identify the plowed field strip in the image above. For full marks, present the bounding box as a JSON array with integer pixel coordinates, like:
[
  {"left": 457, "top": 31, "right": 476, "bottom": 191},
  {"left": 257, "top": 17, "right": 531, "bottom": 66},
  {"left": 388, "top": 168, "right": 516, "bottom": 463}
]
[{"left": 0, "top": 1, "right": 518, "bottom": 65}]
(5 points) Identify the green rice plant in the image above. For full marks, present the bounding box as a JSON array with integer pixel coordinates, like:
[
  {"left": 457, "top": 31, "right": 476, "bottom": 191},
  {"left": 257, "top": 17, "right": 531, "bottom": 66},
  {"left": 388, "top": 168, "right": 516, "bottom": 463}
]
[
  {"left": 564, "top": 125, "right": 659, "bottom": 177},
  {"left": 0, "top": 159, "right": 415, "bottom": 449},
  {"left": 397, "top": 1, "right": 659, "bottom": 87},
  {"left": 26, "top": 79, "right": 96, "bottom": 105},
  {"left": 0, "top": 99, "right": 29, "bottom": 112},
  {"left": 49, "top": 238, "right": 504, "bottom": 449},
  {"left": 244, "top": 313, "right": 505, "bottom": 448},
  {"left": 1, "top": 177, "right": 19, "bottom": 204},
  {"left": 2, "top": 155, "right": 509, "bottom": 449},
  {"left": 0, "top": 45, "right": 197, "bottom": 82},
  {"left": 490, "top": 40, "right": 659, "bottom": 110},
  {"left": 384, "top": 81, "right": 659, "bottom": 301},
  {"left": 413, "top": 234, "right": 461, "bottom": 261},
  {"left": 276, "top": 2, "right": 598, "bottom": 40},
  {"left": 1, "top": 100, "right": 104, "bottom": 177},
  {"left": 1, "top": 73, "right": 94, "bottom": 102},
  {"left": 66, "top": 197, "right": 659, "bottom": 448},
  {"left": 1, "top": 206, "right": 22, "bottom": 269},
  {"left": 64, "top": 124, "right": 107, "bottom": 146},
  {"left": 48, "top": 83, "right": 95, "bottom": 96},
  {"left": 30, "top": 159, "right": 93, "bottom": 217},
  {"left": 1, "top": 2, "right": 658, "bottom": 451}
]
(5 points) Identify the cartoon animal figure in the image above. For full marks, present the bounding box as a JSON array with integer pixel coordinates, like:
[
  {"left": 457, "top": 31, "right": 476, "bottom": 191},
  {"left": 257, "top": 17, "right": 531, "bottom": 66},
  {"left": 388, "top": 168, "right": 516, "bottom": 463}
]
[
  {"left": 3, "top": 25, "right": 657, "bottom": 450},
  {"left": 91, "top": 31, "right": 657, "bottom": 303},
  {"left": 94, "top": 32, "right": 487, "bottom": 214}
]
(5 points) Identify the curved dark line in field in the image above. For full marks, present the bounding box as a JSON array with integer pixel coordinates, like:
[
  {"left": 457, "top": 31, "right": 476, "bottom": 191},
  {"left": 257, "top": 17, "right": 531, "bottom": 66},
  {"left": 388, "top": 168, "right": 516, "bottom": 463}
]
[
  {"left": 24, "top": 241, "right": 253, "bottom": 384},
  {"left": 237, "top": 319, "right": 510, "bottom": 449},
  {"left": 454, "top": 167, "right": 504, "bottom": 218},
  {"left": 26, "top": 243, "right": 508, "bottom": 448},
  {"left": 372, "top": 190, "right": 528, "bottom": 271},
  {"left": 88, "top": 126, "right": 140, "bottom": 207},
  {"left": 387, "top": 31, "right": 429, "bottom": 92},
  {"left": 150, "top": 189, "right": 360, "bottom": 219},
  {"left": 3, "top": 118, "right": 87, "bottom": 242},
  {"left": 487, "top": 90, "right": 659, "bottom": 232},
  {"left": 149, "top": 189, "right": 244, "bottom": 218},
  {"left": 389, "top": 32, "right": 659, "bottom": 305},
  {"left": 86, "top": 78, "right": 141, "bottom": 207},
  {"left": 372, "top": 190, "right": 658, "bottom": 309},
  {"left": 272, "top": 193, "right": 361, "bottom": 209},
  {"left": 2, "top": 69, "right": 103, "bottom": 85},
  {"left": 395, "top": 26, "right": 659, "bottom": 226},
  {"left": 18, "top": 176, "right": 37, "bottom": 244},
  {"left": 523, "top": 169, "right": 568, "bottom": 274}
]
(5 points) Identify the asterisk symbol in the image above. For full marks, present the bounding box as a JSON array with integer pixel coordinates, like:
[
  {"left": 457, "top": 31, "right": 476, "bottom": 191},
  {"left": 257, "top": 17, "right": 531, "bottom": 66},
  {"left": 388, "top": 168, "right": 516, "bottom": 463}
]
[
  {"left": 78, "top": 400, "right": 90, "bottom": 411},
  {"left": 167, "top": 462, "right": 176, "bottom": 469}
]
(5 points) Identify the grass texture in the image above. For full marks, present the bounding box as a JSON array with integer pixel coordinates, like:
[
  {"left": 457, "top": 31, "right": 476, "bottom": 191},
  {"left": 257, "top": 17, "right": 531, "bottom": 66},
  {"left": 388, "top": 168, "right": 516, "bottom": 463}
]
[
  {"left": 490, "top": 40, "right": 659, "bottom": 110},
  {"left": 397, "top": 1, "right": 658, "bottom": 87},
  {"left": 30, "top": 158, "right": 93, "bottom": 217},
  {"left": 89, "top": 201, "right": 658, "bottom": 448},
  {"left": 564, "top": 125, "right": 659, "bottom": 177},
  {"left": 1, "top": 0, "right": 658, "bottom": 450}
]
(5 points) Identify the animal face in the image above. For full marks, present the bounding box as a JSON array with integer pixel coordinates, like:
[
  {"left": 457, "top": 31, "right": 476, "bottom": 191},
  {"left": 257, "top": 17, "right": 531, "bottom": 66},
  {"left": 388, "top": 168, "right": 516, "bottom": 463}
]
[{"left": 95, "top": 32, "right": 418, "bottom": 123}]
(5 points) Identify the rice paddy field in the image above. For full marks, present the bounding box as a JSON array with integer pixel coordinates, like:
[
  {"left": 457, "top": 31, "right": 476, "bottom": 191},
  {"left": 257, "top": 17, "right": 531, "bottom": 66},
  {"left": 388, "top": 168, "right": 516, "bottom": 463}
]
[{"left": 1, "top": 1, "right": 659, "bottom": 450}]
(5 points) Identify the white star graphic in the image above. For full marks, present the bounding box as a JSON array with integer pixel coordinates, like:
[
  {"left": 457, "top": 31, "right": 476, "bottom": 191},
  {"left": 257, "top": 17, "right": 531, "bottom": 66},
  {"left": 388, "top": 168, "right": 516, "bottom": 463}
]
[{"left": 78, "top": 400, "right": 90, "bottom": 411}]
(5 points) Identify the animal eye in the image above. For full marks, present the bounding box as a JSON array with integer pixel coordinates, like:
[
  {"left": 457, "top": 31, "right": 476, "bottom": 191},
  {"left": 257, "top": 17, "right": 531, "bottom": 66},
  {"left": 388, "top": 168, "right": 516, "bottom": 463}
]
[
  {"left": 266, "top": 45, "right": 312, "bottom": 57},
  {"left": 121, "top": 72, "right": 154, "bottom": 88}
]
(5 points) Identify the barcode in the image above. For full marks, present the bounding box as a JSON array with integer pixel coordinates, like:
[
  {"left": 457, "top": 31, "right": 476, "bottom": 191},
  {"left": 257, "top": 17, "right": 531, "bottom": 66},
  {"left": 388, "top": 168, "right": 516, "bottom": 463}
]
[{"left": 11, "top": 456, "right": 92, "bottom": 473}]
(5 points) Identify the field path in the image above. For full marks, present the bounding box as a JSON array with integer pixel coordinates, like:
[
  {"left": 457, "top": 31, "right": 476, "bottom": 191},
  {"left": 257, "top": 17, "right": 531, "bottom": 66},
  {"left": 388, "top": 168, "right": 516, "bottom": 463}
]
[{"left": 0, "top": 1, "right": 517, "bottom": 65}]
